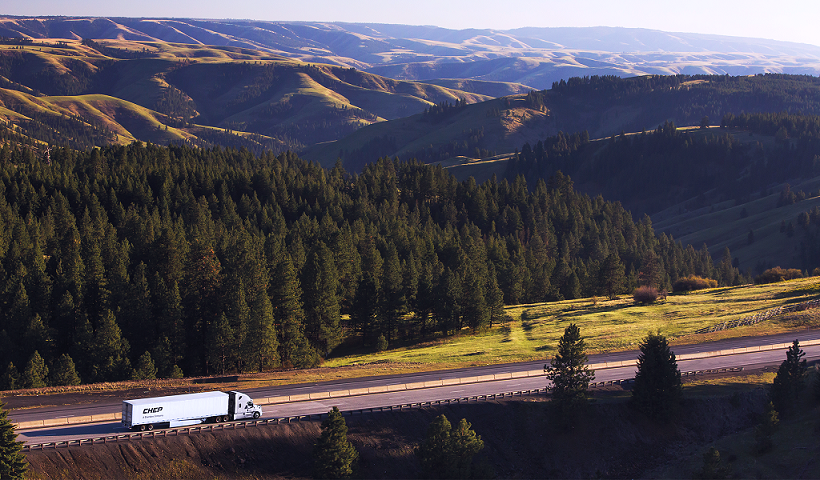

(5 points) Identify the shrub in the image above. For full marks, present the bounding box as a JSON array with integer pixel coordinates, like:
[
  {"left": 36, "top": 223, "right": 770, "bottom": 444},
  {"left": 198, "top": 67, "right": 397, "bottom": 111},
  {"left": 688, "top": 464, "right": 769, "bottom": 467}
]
[
  {"left": 754, "top": 266, "right": 803, "bottom": 284},
  {"left": 375, "top": 334, "right": 388, "bottom": 352},
  {"left": 698, "top": 447, "right": 731, "bottom": 479},
  {"left": 633, "top": 286, "right": 660, "bottom": 304},
  {"left": 673, "top": 275, "right": 717, "bottom": 292},
  {"left": 754, "top": 401, "right": 778, "bottom": 454}
]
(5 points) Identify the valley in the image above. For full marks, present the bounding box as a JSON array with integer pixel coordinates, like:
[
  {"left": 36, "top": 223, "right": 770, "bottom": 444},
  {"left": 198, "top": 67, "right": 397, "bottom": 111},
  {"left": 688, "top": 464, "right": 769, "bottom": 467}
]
[{"left": 2, "top": 16, "right": 820, "bottom": 480}]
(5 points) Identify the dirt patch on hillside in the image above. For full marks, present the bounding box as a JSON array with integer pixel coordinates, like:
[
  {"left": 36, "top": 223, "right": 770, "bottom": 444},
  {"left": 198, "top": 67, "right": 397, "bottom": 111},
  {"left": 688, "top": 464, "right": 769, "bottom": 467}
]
[{"left": 24, "top": 387, "right": 770, "bottom": 479}]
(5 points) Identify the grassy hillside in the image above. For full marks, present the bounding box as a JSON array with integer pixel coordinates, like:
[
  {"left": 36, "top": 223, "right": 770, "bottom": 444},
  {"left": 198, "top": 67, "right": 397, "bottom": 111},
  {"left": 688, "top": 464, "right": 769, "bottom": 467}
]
[
  {"left": 303, "top": 94, "right": 553, "bottom": 169},
  {"left": 422, "top": 78, "right": 535, "bottom": 97},
  {"left": 325, "top": 277, "right": 820, "bottom": 370},
  {"left": 653, "top": 173, "right": 820, "bottom": 273},
  {"left": 5, "top": 17, "right": 820, "bottom": 90},
  {"left": 0, "top": 39, "right": 489, "bottom": 152},
  {"left": 305, "top": 74, "right": 820, "bottom": 170}
]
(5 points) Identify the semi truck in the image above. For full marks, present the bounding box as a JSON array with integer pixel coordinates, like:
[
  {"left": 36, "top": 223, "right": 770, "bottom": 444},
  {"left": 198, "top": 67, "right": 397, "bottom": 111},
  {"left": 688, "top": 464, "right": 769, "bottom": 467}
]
[{"left": 122, "top": 390, "right": 263, "bottom": 431}]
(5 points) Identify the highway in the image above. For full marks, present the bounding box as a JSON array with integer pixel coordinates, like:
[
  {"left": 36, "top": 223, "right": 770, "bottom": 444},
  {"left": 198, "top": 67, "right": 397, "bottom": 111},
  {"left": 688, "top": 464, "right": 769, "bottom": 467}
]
[
  {"left": 9, "top": 329, "right": 820, "bottom": 427},
  {"left": 15, "top": 334, "right": 820, "bottom": 446}
]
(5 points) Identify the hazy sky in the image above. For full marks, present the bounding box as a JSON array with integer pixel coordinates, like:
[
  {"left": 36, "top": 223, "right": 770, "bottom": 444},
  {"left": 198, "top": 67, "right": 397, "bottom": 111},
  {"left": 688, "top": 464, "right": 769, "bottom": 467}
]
[{"left": 7, "top": 0, "right": 820, "bottom": 47}]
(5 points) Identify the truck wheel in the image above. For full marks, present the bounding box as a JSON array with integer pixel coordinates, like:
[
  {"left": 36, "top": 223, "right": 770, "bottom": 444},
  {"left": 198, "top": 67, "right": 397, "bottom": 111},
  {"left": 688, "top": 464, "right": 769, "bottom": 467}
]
[
  {"left": 146, "top": 424, "right": 154, "bottom": 431},
  {"left": 222, "top": 415, "right": 229, "bottom": 422},
  {"left": 140, "top": 425, "right": 147, "bottom": 431},
  {"left": 215, "top": 416, "right": 222, "bottom": 423},
  {"left": 253, "top": 412, "right": 261, "bottom": 419}
]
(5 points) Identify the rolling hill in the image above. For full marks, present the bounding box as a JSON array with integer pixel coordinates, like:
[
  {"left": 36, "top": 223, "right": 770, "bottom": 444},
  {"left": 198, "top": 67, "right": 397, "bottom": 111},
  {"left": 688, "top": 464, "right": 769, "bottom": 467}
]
[
  {"left": 304, "top": 74, "right": 820, "bottom": 169},
  {"left": 3, "top": 17, "right": 820, "bottom": 90},
  {"left": 0, "top": 38, "right": 489, "bottom": 152}
]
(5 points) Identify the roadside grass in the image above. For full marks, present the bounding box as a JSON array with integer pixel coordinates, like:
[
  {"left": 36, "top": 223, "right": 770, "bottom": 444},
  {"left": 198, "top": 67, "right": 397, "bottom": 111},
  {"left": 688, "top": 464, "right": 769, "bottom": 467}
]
[
  {"left": 589, "top": 369, "right": 779, "bottom": 406},
  {"left": 324, "top": 277, "right": 820, "bottom": 370},
  {"left": 682, "top": 372, "right": 777, "bottom": 398}
]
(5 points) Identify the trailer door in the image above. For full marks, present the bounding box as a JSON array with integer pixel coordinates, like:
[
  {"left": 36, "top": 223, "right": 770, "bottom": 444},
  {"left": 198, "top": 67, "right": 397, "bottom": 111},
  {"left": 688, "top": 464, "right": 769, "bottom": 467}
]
[
  {"left": 228, "top": 392, "right": 236, "bottom": 421},
  {"left": 123, "top": 402, "right": 133, "bottom": 427}
]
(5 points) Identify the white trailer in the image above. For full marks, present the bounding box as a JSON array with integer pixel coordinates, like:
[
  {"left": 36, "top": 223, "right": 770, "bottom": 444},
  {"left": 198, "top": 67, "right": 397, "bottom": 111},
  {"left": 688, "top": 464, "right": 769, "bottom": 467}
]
[{"left": 122, "top": 390, "right": 263, "bottom": 431}]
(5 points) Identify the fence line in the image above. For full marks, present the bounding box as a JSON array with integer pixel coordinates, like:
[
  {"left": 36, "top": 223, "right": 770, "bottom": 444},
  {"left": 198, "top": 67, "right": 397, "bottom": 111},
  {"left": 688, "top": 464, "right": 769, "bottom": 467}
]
[{"left": 695, "top": 298, "right": 820, "bottom": 334}]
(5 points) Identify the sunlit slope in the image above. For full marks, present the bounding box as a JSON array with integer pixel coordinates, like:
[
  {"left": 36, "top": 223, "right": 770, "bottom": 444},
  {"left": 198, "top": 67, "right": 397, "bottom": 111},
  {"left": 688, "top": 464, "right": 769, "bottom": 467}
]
[
  {"left": 5, "top": 17, "right": 820, "bottom": 90},
  {"left": 303, "top": 94, "right": 553, "bottom": 169},
  {"left": 0, "top": 88, "right": 189, "bottom": 144},
  {"left": 0, "top": 39, "right": 489, "bottom": 150}
]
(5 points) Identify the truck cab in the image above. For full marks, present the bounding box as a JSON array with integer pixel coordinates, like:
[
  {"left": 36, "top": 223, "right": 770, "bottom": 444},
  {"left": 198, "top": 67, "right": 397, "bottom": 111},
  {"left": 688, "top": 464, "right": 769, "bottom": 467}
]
[{"left": 228, "top": 390, "right": 263, "bottom": 420}]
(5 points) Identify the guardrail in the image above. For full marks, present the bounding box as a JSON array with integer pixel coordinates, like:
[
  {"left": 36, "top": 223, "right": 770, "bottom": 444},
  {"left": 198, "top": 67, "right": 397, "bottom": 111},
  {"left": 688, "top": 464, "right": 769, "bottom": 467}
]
[
  {"left": 586, "top": 366, "right": 742, "bottom": 388},
  {"left": 16, "top": 338, "right": 817, "bottom": 431},
  {"left": 21, "top": 388, "right": 548, "bottom": 452},
  {"left": 21, "top": 365, "right": 750, "bottom": 452},
  {"left": 695, "top": 298, "right": 820, "bottom": 334}
]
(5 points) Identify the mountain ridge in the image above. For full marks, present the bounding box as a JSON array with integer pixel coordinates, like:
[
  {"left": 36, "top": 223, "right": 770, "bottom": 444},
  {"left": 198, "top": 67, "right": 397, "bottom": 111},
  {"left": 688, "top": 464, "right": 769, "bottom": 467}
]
[{"left": 3, "top": 18, "right": 820, "bottom": 89}]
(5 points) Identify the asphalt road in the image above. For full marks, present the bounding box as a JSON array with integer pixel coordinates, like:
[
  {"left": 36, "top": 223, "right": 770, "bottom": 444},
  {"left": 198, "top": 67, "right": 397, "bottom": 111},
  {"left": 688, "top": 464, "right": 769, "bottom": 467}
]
[
  {"left": 17, "top": 341, "right": 820, "bottom": 446},
  {"left": 9, "top": 328, "right": 820, "bottom": 426},
  {"left": 9, "top": 330, "right": 820, "bottom": 422}
]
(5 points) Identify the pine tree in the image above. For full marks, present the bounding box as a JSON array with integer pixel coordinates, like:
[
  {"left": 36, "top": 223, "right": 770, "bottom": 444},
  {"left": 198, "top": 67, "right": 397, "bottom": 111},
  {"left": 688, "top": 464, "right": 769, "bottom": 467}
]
[
  {"left": 248, "top": 289, "right": 280, "bottom": 371},
  {"left": 417, "top": 414, "right": 453, "bottom": 478},
  {"left": 225, "top": 279, "right": 249, "bottom": 372},
  {"left": 155, "top": 277, "right": 185, "bottom": 370},
  {"left": 698, "top": 447, "right": 731, "bottom": 479},
  {"left": 638, "top": 250, "right": 662, "bottom": 289},
  {"left": 272, "top": 256, "right": 318, "bottom": 369},
  {"left": 0, "top": 363, "right": 19, "bottom": 391},
  {"left": 448, "top": 418, "right": 485, "bottom": 478},
  {"left": 313, "top": 406, "right": 358, "bottom": 479},
  {"left": 132, "top": 351, "right": 158, "bottom": 380},
  {"left": 50, "top": 354, "right": 81, "bottom": 386},
  {"left": 485, "top": 264, "right": 505, "bottom": 327},
  {"left": 0, "top": 402, "right": 27, "bottom": 479},
  {"left": 544, "top": 323, "right": 595, "bottom": 418},
  {"left": 631, "top": 331, "right": 682, "bottom": 419},
  {"left": 351, "top": 273, "right": 380, "bottom": 346},
  {"left": 600, "top": 252, "right": 626, "bottom": 300},
  {"left": 90, "top": 310, "right": 132, "bottom": 381},
  {"left": 183, "top": 239, "right": 222, "bottom": 374},
  {"left": 83, "top": 240, "right": 110, "bottom": 323},
  {"left": 302, "top": 243, "right": 342, "bottom": 357},
  {"left": 379, "top": 244, "right": 406, "bottom": 342},
  {"left": 416, "top": 414, "right": 484, "bottom": 479},
  {"left": 770, "top": 340, "right": 807, "bottom": 415},
  {"left": 208, "top": 314, "right": 235, "bottom": 375},
  {"left": 23, "top": 315, "right": 52, "bottom": 362},
  {"left": 21, "top": 351, "right": 48, "bottom": 389},
  {"left": 461, "top": 266, "right": 489, "bottom": 333}
]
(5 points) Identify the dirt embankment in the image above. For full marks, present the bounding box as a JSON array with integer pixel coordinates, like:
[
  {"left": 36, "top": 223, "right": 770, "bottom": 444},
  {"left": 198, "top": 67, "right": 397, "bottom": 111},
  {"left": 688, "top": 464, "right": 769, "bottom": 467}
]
[{"left": 24, "top": 386, "right": 771, "bottom": 479}]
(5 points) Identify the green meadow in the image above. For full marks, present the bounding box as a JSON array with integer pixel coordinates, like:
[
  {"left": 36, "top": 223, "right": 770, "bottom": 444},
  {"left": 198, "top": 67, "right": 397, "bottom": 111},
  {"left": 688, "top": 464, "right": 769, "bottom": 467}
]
[{"left": 326, "top": 277, "right": 820, "bottom": 370}]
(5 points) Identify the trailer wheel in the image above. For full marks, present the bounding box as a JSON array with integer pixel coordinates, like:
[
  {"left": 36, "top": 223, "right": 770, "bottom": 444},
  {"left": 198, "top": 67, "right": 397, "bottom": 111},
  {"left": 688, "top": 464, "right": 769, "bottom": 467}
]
[
  {"left": 146, "top": 424, "right": 154, "bottom": 431},
  {"left": 215, "top": 416, "right": 222, "bottom": 423},
  {"left": 140, "top": 425, "right": 147, "bottom": 431},
  {"left": 253, "top": 412, "right": 261, "bottom": 419},
  {"left": 222, "top": 415, "right": 229, "bottom": 422}
]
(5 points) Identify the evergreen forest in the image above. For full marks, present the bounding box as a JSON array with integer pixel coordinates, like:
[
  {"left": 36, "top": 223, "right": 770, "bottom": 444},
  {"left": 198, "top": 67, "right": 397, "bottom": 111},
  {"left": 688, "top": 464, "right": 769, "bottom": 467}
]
[
  {"left": 0, "top": 141, "right": 743, "bottom": 388},
  {"left": 505, "top": 112, "right": 820, "bottom": 215}
]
